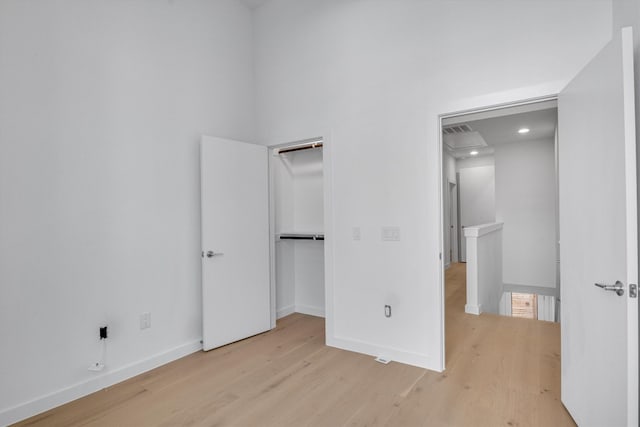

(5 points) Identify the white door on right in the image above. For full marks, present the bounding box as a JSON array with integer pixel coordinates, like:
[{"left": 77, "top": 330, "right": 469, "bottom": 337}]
[{"left": 559, "top": 27, "right": 638, "bottom": 427}]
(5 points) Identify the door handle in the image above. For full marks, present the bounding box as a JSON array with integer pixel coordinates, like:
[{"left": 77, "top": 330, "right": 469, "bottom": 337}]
[
  {"left": 206, "top": 251, "right": 224, "bottom": 258},
  {"left": 594, "top": 280, "right": 625, "bottom": 296}
]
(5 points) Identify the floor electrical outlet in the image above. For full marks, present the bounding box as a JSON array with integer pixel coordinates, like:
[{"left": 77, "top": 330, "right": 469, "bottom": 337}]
[
  {"left": 88, "top": 362, "right": 105, "bottom": 372},
  {"left": 374, "top": 357, "right": 391, "bottom": 364}
]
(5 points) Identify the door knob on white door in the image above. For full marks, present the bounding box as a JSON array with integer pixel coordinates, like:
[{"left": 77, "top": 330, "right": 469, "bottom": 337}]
[
  {"left": 206, "top": 251, "right": 224, "bottom": 258},
  {"left": 594, "top": 281, "right": 624, "bottom": 296}
]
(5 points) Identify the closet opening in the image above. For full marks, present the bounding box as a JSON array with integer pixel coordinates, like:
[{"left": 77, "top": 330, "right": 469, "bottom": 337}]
[{"left": 270, "top": 138, "right": 326, "bottom": 324}]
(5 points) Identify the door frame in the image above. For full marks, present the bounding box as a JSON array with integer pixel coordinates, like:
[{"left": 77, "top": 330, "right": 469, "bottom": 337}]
[
  {"left": 448, "top": 181, "right": 458, "bottom": 265},
  {"left": 436, "top": 81, "right": 565, "bottom": 370}
]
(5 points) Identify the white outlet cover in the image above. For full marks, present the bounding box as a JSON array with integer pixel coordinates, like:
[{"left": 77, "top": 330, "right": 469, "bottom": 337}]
[{"left": 352, "top": 227, "right": 361, "bottom": 240}]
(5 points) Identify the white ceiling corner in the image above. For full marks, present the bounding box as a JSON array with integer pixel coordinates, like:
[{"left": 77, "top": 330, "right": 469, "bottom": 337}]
[{"left": 239, "top": 0, "right": 270, "bottom": 10}]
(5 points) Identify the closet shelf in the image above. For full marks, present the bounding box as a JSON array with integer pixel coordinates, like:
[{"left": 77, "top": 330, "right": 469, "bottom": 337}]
[{"left": 278, "top": 233, "right": 324, "bottom": 241}]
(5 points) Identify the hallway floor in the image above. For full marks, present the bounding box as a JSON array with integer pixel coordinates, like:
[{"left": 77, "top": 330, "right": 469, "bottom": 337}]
[{"left": 443, "top": 262, "right": 574, "bottom": 425}]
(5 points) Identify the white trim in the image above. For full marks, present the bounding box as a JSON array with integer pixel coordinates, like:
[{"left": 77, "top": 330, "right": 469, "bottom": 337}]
[
  {"left": 439, "top": 82, "right": 565, "bottom": 120},
  {"left": 294, "top": 304, "right": 325, "bottom": 318},
  {"left": 463, "top": 222, "right": 503, "bottom": 238},
  {"left": 0, "top": 340, "right": 202, "bottom": 426},
  {"left": 465, "top": 304, "right": 482, "bottom": 315},
  {"left": 437, "top": 114, "right": 446, "bottom": 372},
  {"left": 330, "top": 335, "right": 437, "bottom": 371},
  {"left": 276, "top": 304, "right": 295, "bottom": 319},
  {"left": 268, "top": 145, "right": 277, "bottom": 329},
  {"left": 621, "top": 26, "right": 639, "bottom": 427},
  {"left": 322, "top": 133, "right": 336, "bottom": 347}
]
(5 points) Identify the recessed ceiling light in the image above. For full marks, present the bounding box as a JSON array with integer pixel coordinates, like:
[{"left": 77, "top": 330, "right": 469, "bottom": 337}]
[
  {"left": 518, "top": 128, "right": 530, "bottom": 134},
  {"left": 470, "top": 150, "right": 479, "bottom": 156}
]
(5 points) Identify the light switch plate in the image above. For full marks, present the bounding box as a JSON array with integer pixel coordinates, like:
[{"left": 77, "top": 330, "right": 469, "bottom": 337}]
[
  {"left": 381, "top": 226, "right": 400, "bottom": 241},
  {"left": 140, "top": 312, "right": 151, "bottom": 330},
  {"left": 352, "top": 227, "right": 361, "bottom": 241}
]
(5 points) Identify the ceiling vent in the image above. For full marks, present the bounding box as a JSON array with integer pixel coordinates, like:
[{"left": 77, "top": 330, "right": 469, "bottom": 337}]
[{"left": 443, "top": 124, "right": 473, "bottom": 135}]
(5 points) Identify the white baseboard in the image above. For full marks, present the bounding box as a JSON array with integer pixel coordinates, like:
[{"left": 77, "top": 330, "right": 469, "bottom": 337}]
[
  {"left": 465, "top": 304, "right": 482, "bottom": 315},
  {"left": 276, "top": 304, "right": 295, "bottom": 319},
  {"left": 294, "top": 304, "right": 325, "bottom": 318},
  {"left": 444, "top": 262, "right": 451, "bottom": 270},
  {"left": 326, "top": 335, "right": 439, "bottom": 372},
  {"left": 0, "top": 340, "right": 202, "bottom": 426}
]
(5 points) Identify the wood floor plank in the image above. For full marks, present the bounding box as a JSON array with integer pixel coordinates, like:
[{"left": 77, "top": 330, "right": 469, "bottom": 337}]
[{"left": 14, "top": 263, "right": 575, "bottom": 426}]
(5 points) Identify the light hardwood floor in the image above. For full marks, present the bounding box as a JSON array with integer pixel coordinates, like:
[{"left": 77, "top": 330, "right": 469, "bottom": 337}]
[{"left": 16, "top": 263, "right": 575, "bottom": 426}]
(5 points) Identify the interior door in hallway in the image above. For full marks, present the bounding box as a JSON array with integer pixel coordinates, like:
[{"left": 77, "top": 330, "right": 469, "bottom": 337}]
[{"left": 558, "top": 27, "right": 638, "bottom": 427}]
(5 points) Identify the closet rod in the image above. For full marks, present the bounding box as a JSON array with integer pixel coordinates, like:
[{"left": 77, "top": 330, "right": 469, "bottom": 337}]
[
  {"left": 277, "top": 141, "right": 323, "bottom": 154},
  {"left": 279, "top": 234, "right": 324, "bottom": 241}
]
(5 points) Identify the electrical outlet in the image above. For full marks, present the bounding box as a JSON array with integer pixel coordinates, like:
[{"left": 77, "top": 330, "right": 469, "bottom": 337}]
[
  {"left": 88, "top": 362, "right": 105, "bottom": 372},
  {"left": 140, "top": 312, "right": 151, "bottom": 330},
  {"left": 384, "top": 305, "right": 392, "bottom": 318}
]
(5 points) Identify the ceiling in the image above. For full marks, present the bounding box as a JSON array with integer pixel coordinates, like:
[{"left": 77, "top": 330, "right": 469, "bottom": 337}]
[
  {"left": 239, "top": 0, "right": 270, "bottom": 9},
  {"left": 443, "top": 101, "right": 558, "bottom": 159}
]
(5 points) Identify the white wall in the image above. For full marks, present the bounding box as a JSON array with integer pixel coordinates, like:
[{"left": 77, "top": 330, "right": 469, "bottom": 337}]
[
  {"left": 254, "top": 0, "right": 612, "bottom": 370},
  {"left": 275, "top": 242, "right": 296, "bottom": 316},
  {"left": 456, "top": 155, "right": 496, "bottom": 171},
  {"left": 292, "top": 149, "right": 324, "bottom": 232},
  {"left": 456, "top": 155, "right": 496, "bottom": 262},
  {"left": 458, "top": 164, "right": 495, "bottom": 261},
  {"left": 276, "top": 239, "right": 325, "bottom": 318},
  {"left": 495, "top": 138, "right": 557, "bottom": 288},
  {"left": 294, "top": 242, "right": 325, "bottom": 316},
  {"left": 459, "top": 166, "right": 496, "bottom": 228},
  {"left": 0, "top": 0, "right": 254, "bottom": 423}
]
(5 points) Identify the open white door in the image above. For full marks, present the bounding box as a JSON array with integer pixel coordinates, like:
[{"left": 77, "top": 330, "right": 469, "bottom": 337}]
[
  {"left": 559, "top": 27, "right": 638, "bottom": 426},
  {"left": 200, "top": 135, "right": 271, "bottom": 351}
]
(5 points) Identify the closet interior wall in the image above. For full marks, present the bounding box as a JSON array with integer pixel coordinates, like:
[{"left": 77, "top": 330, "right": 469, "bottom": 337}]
[{"left": 272, "top": 145, "right": 325, "bottom": 319}]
